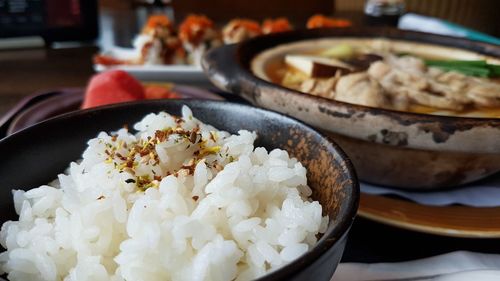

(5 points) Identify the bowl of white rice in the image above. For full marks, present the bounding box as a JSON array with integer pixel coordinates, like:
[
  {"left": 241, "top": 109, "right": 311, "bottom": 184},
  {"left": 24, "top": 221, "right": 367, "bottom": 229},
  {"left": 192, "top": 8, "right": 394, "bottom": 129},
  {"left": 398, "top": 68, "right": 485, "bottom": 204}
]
[{"left": 0, "top": 100, "right": 358, "bottom": 281}]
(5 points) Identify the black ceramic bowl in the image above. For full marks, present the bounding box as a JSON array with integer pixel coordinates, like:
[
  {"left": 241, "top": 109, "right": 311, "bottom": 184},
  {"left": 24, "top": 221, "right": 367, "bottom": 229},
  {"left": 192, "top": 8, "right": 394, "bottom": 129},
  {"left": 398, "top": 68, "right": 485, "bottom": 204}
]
[{"left": 0, "top": 100, "right": 358, "bottom": 281}]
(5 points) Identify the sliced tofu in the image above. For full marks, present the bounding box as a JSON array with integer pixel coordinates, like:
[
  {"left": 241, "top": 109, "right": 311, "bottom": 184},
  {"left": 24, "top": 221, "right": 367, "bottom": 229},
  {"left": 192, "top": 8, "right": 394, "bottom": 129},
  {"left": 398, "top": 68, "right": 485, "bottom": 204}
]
[{"left": 284, "top": 55, "right": 353, "bottom": 78}]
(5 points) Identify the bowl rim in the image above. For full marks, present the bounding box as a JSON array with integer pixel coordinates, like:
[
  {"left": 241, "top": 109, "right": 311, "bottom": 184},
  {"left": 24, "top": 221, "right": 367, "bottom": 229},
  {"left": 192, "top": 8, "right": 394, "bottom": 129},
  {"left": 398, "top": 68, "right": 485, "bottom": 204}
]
[
  {"left": 229, "top": 27, "right": 500, "bottom": 125},
  {"left": 1, "top": 99, "right": 360, "bottom": 280}
]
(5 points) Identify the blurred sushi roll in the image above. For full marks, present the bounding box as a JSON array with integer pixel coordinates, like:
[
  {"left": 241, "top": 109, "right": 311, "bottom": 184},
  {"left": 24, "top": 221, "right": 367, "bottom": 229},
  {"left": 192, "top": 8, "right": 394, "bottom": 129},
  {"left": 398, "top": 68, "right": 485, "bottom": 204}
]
[
  {"left": 222, "top": 19, "right": 261, "bottom": 44},
  {"left": 133, "top": 15, "right": 186, "bottom": 65},
  {"left": 262, "top": 17, "right": 292, "bottom": 34},
  {"left": 179, "top": 14, "right": 222, "bottom": 66}
]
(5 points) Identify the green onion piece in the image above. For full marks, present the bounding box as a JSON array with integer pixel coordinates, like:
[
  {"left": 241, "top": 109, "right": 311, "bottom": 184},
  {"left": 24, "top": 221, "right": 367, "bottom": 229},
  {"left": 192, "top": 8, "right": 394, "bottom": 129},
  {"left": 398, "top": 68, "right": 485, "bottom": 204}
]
[
  {"left": 431, "top": 65, "right": 490, "bottom": 77},
  {"left": 425, "top": 60, "right": 487, "bottom": 67},
  {"left": 424, "top": 59, "right": 500, "bottom": 78},
  {"left": 487, "top": 64, "right": 500, "bottom": 77}
]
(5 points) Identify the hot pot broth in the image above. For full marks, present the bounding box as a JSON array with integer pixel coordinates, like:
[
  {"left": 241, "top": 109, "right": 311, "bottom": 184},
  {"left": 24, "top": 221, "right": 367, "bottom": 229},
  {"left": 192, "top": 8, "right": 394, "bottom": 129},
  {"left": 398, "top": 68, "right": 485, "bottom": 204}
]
[{"left": 259, "top": 38, "right": 500, "bottom": 118}]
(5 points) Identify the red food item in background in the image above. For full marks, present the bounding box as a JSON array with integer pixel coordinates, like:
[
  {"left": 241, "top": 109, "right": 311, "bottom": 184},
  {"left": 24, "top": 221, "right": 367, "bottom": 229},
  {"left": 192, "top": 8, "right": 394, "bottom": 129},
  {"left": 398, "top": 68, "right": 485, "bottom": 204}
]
[
  {"left": 306, "top": 14, "right": 352, "bottom": 29},
  {"left": 140, "top": 14, "right": 185, "bottom": 65},
  {"left": 144, "top": 85, "right": 181, "bottom": 99},
  {"left": 262, "top": 18, "right": 292, "bottom": 34},
  {"left": 222, "top": 18, "right": 262, "bottom": 43},
  {"left": 143, "top": 14, "right": 174, "bottom": 32},
  {"left": 82, "top": 70, "right": 145, "bottom": 109},
  {"left": 93, "top": 54, "right": 129, "bottom": 66},
  {"left": 227, "top": 19, "right": 261, "bottom": 34}
]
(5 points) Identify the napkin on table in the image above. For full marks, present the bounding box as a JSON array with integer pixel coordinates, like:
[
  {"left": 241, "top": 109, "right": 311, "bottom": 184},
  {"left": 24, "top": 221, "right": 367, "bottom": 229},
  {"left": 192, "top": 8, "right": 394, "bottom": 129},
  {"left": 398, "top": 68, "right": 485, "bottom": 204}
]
[
  {"left": 332, "top": 251, "right": 500, "bottom": 281},
  {"left": 398, "top": 13, "right": 500, "bottom": 45}
]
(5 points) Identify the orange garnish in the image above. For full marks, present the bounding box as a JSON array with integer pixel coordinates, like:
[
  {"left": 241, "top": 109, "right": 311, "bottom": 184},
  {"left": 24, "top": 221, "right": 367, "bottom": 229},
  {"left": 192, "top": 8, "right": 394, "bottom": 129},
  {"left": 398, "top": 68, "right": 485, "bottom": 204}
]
[
  {"left": 262, "top": 17, "right": 292, "bottom": 34},
  {"left": 144, "top": 85, "right": 181, "bottom": 99},
  {"left": 143, "top": 15, "right": 173, "bottom": 32},
  {"left": 93, "top": 54, "right": 130, "bottom": 66},
  {"left": 306, "top": 14, "right": 352, "bottom": 29},
  {"left": 226, "top": 19, "right": 262, "bottom": 35},
  {"left": 179, "top": 14, "right": 215, "bottom": 46}
]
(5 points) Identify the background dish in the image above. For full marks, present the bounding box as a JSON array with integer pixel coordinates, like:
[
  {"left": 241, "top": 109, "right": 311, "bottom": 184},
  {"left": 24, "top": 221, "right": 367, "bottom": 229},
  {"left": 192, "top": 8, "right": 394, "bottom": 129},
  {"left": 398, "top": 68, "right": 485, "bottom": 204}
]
[
  {"left": 94, "top": 47, "right": 209, "bottom": 86},
  {"left": 203, "top": 27, "right": 500, "bottom": 190},
  {"left": 0, "top": 100, "right": 359, "bottom": 280}
]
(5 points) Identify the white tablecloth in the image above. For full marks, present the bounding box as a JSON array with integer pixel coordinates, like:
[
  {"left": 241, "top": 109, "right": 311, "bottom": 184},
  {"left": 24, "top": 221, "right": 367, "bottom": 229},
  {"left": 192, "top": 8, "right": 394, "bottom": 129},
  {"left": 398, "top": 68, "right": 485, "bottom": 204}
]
[{"left": 332, "top": 251, "right": 500, "bottom": 281}]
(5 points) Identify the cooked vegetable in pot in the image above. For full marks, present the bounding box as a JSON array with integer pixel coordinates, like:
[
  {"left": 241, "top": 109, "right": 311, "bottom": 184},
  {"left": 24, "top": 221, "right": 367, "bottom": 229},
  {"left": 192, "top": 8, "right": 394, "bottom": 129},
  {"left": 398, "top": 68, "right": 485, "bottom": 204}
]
[{"left": 264, "top": 39, "right": 500, "bottom": 117}]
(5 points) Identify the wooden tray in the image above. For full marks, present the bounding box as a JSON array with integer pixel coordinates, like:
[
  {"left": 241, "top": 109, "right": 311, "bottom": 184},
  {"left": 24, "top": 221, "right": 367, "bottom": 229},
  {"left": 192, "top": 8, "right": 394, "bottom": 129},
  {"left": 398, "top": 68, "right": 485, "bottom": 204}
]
[{"left": 359, "top": 193, "right": 500, "bottom": 238}]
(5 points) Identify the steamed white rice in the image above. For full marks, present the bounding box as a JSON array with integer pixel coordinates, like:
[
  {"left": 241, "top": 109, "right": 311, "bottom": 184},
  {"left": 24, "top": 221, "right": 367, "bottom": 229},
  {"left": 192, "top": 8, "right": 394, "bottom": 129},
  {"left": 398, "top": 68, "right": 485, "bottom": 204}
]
[{"left": 0, "top": 106, "right": 328, "bottom": 281}]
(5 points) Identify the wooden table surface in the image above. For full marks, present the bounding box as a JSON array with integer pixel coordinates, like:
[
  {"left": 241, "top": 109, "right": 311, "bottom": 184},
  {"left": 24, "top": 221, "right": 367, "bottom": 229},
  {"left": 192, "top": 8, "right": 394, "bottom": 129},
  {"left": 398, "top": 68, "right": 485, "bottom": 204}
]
[
  {"left": 0, "top": 7, "right": 141, "bottom": 116},
  {"left": 0, "top": 47, "right": 97, "bottom": 116}
]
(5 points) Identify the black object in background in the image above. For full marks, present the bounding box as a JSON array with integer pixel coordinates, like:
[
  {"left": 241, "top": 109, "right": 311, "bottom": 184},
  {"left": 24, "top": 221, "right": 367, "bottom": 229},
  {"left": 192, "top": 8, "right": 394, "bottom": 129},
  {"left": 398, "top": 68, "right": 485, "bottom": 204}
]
[
  {"left": 0, "top": 0, "right": 98, "bottom": 43},
  {"left": 364, "top": 0, "right": 405, "bottom": 27},
  {"left": 342, "top": 217, "right": 500, "bottom": 263}
]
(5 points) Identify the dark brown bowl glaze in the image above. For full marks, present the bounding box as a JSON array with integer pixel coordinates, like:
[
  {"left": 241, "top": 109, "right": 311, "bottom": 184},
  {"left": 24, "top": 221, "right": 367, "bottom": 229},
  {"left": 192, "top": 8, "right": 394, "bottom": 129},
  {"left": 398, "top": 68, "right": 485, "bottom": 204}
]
[
  {"left": 202, "top": 28, "right": 500, "bottom": 190},
  {"left": 0, "top": 100, "right": 358, "bottom": 281}
]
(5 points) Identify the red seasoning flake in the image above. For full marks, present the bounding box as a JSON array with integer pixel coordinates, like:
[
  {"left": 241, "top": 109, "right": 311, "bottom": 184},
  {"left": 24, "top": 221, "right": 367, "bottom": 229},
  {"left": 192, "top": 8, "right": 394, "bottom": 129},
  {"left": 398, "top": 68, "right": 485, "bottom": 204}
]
[
  {"left": 154, "top": 130, "right": 165, "bottom": 142},
  {"left": 192, "top": 195, "right": 199, "bottom": 201},
  {"left": 175, "top": 117, "right": 184, "bottom": 125},
  {"left": 189, "top": 131, "right": 198, "bottom": 143},
  {"left": 116, "top": 153, "right": 127, "bottom": 161}
]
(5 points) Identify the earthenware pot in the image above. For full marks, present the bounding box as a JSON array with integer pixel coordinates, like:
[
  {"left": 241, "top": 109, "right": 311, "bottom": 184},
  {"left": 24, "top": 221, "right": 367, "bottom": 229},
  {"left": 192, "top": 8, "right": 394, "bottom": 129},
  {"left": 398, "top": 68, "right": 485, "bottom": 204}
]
[{"left": 202, "top": 28, "right": 500, "bottom": 189}]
